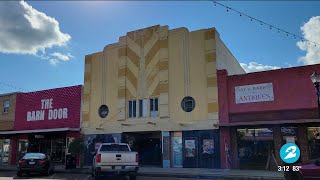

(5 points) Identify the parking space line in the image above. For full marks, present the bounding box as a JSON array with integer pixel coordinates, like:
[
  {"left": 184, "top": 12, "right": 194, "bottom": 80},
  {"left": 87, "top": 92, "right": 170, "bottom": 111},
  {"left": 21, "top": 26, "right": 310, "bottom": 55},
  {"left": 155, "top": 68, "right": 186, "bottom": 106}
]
[{"left": 84, "top": 175, "right": 91, "bottom": 180}]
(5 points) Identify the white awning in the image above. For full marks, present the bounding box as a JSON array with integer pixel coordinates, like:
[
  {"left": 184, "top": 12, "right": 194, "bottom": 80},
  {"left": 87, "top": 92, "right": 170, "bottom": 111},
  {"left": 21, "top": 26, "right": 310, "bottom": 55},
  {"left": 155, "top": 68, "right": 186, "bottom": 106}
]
[{"left": 0, "top": 128, "right": 80, "bottom": 135}]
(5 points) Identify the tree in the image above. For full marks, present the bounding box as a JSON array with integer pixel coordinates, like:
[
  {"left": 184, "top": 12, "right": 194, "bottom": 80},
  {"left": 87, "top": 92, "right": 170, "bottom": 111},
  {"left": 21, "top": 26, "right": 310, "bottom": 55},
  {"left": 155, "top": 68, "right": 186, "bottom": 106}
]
[{"left": 68, "top": 137, "right": 85, "bottom": 168}]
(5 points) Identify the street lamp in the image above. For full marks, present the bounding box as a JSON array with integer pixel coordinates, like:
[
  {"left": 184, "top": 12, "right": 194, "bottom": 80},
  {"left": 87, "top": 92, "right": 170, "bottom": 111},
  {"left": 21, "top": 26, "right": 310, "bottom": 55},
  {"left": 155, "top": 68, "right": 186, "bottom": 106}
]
[{"left": 310, "top": 71, "right": 320, "bottom": 117}]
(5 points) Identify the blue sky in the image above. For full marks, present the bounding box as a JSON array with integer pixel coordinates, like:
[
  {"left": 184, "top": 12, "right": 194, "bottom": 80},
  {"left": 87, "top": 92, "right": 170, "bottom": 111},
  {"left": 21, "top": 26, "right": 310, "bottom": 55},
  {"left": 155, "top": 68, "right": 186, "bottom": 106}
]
[{"left": 0, "top": 1, "right": 319, "bottom": 94}]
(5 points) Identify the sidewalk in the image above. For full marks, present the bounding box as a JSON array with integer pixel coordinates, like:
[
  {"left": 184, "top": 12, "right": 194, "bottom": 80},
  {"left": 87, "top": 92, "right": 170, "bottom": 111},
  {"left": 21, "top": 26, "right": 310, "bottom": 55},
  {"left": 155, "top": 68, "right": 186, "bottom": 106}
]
[{"left": 0, "top": 165, "right": 285, "bottom": 180}]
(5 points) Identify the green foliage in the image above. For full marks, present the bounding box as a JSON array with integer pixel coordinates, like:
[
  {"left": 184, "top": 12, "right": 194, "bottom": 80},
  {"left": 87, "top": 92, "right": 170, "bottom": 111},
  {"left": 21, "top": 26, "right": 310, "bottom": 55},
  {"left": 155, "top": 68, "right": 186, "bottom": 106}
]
[{"left": 68, "top": 137, "right": 85, "bottom": 155}]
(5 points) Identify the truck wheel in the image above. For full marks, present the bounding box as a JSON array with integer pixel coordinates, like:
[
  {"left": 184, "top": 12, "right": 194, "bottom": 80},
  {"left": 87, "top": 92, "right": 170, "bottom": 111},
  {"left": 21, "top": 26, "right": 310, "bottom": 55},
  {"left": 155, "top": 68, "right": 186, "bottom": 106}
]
[
  {"left": 94, "top": 174, "right": 100, "bottom": 180},
  {"left": 45, "top": 168, "right": 51, "bottom": 176},
  {"left": 94, "top": 170, "right": 101, "bottom": 180},
  {"left": 130, "top": 175, "right": 136, "bottom": 180},
  {"left": 285, "top": 172, "right": 302, "bottom": 180}
]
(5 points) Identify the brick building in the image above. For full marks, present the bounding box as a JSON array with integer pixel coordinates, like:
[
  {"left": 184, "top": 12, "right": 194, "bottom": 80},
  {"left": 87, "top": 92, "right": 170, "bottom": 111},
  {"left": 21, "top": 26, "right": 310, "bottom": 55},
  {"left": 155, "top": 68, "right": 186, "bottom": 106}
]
[
  {"left": 0, "top": 92, "right": 18, "bottom": 165},
  {"left": 0, "top": 86, "right": 82, "bottom": 165},
  {"left": 218, "top": 64, "right": 320, "bottom": 170}
]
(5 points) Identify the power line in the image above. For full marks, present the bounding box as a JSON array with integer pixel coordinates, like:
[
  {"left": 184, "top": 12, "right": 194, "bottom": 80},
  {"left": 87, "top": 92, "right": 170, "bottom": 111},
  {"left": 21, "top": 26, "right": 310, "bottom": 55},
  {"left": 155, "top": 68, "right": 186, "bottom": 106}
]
[
  {"left": 212, "top": 1, "right": 319, "bottom": 47},
  {"left": 0, "top": 81, "right": 28, "bottom": 93}
]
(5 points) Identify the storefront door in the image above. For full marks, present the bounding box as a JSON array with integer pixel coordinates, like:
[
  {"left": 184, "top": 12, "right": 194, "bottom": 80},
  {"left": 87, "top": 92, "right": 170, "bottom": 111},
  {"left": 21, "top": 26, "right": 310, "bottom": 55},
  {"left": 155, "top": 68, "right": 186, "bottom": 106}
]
[
  {"left": 123, "top": 132, "right": 161, "bottom": 166},
  {"left": 172, "top": 132, "right": 183, "bottom": 167},
  {"left": 17, "top": 140, "right": 28, "bottom": 160},
  {"left": 0, "top": 139, "right": 3, "bottom": 165},
  {"left": 307, "top": 127, "right": 320, "bottom": 160},
  {"left": 0, "top": 139, "right": 10, "bottom": 164},
  {"left": 183, "top": 137, "right": 198, "bottom": 168},
  {"left": 237, "top": 128, "right": 274, "bottom": 170},
  {"left": 27, "top": 137, "right": 66, "bottom": 163},
  {"left": 51, "top": 139, "right": 66, "bottom": 163}
]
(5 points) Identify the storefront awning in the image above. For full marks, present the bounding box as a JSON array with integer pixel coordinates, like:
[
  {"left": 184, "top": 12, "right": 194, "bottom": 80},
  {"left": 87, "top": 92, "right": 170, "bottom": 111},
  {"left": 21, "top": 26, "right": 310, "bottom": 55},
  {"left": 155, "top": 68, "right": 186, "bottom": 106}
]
[{"left": 0, "top": 128, "right": 80, "bottom": 135}]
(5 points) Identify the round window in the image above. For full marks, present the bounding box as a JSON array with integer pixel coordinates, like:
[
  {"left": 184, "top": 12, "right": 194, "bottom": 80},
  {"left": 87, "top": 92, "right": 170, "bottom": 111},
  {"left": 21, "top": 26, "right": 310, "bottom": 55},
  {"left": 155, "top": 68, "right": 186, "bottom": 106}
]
[
  {"left": 98, "top": 105, "right": 109, "bottom": 118},
  {"left": 181, "top": 96, "right": 195, "bottom": 112}
]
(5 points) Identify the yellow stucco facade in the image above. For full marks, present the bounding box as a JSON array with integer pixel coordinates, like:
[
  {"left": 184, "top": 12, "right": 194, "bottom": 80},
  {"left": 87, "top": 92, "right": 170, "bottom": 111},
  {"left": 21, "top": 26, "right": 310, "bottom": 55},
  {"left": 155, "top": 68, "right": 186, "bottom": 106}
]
[{"left": 81, "top": 25, "right": 244, "bottom": 135}]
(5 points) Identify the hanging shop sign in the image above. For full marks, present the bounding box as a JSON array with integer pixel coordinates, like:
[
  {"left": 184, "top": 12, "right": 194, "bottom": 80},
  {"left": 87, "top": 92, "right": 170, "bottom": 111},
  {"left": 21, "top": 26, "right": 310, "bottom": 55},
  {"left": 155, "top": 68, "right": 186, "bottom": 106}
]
[
  {"left": 27, "top": 98, "right": 68, "bottom": 121},
  {"left": 235, "top": 83, "right": 274, "bottom": 104},
  {"left": 14, "top": 85, "right": 82, "bottom": 131},
  {"left": 281, "top": 127, "right": 297, "bottom": 136},
  {"left": 35, "top": 135, "right": 44, "bottom": 139}
]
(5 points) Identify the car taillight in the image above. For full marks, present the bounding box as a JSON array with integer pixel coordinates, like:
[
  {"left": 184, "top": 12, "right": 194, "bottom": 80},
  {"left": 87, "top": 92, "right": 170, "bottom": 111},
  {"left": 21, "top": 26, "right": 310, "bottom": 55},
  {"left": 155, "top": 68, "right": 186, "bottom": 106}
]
[
  {"left": 39, "top": 160, "right": 46, "bottom": 164},
  {"left": 18, "top": 159, "right": 26, "bottom": 164},
  {"left": 96, "top": 154, "right": 101, "bottom": 163},
  {"left": 136, "top": 153, "right": 139, "bottom": 162}
]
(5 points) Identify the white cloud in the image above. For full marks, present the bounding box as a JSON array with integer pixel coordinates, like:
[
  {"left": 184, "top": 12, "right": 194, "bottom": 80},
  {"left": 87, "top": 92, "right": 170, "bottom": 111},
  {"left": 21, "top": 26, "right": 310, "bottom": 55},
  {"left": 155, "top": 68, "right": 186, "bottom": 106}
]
[
  {"left": 51, "top": 52, "right": 74, "bottom": 61},
  {"left": 240, "top": 62, "right": 281, "bottom": 73},
  {"left": 297, "top": 16, "right": 320, "bottom": 65},
  {"left": 0, "top": 1, "right": 71, "bottom": 55},
  {"left": 49, "top": 59, "right": 59, "bottom": 66}
]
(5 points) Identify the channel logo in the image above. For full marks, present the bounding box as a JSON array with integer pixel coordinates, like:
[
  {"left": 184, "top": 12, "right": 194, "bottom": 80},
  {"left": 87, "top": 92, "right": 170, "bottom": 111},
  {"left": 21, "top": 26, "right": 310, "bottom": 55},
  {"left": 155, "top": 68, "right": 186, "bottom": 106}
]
[{"left": 280, "top": 143, "right": 300, "bottom": 164}]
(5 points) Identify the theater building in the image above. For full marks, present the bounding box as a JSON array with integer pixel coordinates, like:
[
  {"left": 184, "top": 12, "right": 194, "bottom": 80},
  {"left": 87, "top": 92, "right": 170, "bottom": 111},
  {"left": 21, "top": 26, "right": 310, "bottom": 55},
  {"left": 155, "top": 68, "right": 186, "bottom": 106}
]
[
  {"left": 218, "top": 64, "right": 320, "bottom": 170},
  {"left": 82, "top": 25, "right": 245, "bottom": 168},
  {"left": 0, "top": 92, "right": 18, "bottom": 165},
  {"left": 3, "top": 85, "right": 82, "bottom": 165}
]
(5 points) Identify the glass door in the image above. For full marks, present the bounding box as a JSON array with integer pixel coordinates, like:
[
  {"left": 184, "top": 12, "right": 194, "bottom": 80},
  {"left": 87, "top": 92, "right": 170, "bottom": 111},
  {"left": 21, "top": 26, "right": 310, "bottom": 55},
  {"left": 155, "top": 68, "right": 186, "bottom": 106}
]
[
  {"left": 0, "top": 139, "right": 3, "bottom": 165},
  {"left": 39, "top": 139, "right": 51, "bottom": 155},
  {"left": 51, "top": 139, "right": 66, "bottom": 163},
  {"left": 17, "top": 140, "right": 28, "bottom": 160},
  {"left": 172, "top": 132, "right": 183, "bottom": 167},
  {"left": 237, "top": 128, "right": 274, "bottom": 170},
  {"left": 2, "top": 139, "right": 10, "bottom": 164}
]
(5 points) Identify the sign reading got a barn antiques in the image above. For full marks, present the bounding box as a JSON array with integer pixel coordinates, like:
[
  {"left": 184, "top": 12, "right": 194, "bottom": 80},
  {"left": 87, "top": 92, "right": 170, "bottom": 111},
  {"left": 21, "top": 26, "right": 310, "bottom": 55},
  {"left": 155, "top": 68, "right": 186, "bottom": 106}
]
[{"left": 235, "top": 83, "right": 274, "bottom": 104}]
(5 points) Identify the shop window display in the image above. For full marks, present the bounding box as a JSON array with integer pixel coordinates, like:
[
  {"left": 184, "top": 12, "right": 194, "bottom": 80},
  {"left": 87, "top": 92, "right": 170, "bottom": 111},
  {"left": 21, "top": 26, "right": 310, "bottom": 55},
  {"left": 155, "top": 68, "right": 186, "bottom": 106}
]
[
  {"left": 0, "top": 139, "right": 10, "bottom": 164},
  {"left": 237, "top": 128, "right": 274, "bottom": 170},
  {"left": 308, "top": 127, "right": 320, "bottom": 160}
]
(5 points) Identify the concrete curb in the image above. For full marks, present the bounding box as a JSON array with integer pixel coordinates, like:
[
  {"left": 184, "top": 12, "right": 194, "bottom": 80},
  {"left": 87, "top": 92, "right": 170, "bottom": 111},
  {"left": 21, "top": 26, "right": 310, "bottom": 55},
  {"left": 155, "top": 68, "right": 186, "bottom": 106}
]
[
  {"left": 138, "top": 172, "right": 285, "bottom": 180},
  {"left": 0, "top": 168, "right": 91, "bottom": 175}
]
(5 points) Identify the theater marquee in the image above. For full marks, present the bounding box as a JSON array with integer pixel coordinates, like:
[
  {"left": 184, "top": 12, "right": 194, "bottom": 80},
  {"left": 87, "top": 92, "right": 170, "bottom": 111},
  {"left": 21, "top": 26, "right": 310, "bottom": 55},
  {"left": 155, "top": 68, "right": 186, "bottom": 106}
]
[{"left": 235, "top": 83, "right": 274, "bottom": 104}]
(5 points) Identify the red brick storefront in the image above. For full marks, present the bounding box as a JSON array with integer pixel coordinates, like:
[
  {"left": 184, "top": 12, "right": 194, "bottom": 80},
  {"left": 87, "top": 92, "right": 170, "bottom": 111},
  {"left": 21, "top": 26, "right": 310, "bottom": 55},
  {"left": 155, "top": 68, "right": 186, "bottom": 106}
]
[
  {"left": 218, "top": 64, "right": 320, "bottom": 170},
  {"left": 7, "top": 85, "right": 82, "bottom": 165}
]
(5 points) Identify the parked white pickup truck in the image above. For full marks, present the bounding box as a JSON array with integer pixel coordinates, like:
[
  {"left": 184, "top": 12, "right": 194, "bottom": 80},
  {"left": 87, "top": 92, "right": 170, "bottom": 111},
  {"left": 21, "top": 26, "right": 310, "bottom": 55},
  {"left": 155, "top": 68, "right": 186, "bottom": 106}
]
[{"left": 92, "top": 143, "right": 139, "bottom": 180}]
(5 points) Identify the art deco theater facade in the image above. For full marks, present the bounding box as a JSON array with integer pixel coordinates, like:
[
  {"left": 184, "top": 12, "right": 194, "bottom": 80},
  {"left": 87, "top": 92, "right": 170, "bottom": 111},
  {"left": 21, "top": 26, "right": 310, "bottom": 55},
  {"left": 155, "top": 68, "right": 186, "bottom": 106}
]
[{"left": 82, "top": 25, "right": 244, "bottom": 168}]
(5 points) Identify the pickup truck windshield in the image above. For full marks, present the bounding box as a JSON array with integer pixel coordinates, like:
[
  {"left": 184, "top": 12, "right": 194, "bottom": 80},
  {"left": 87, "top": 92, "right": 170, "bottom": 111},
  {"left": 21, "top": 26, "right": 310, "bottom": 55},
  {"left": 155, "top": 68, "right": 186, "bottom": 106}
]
[{"left": 100, "top": 144, "right": 129, "bottom": 151}]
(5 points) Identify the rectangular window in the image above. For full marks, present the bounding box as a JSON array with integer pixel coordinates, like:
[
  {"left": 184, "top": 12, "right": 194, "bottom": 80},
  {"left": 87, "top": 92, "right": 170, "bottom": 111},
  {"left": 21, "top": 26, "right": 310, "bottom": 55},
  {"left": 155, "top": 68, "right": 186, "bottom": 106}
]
[
  {"left": 3, "top": 100, "right": 9, "bottom": 113},
  {"left": 139, "top": 99, "right": 148, "bottom": 117},
  {"left": 150, "top": 97, "right": 159, "bottom": 117},
  {"left": 184, "top": 100, "right": 194, "bottom": 112},
  {"left": 139, "top": 100, "right": 143, "bottom": 117},
  {"left": 128, "top": 100, "right": 136, "bottom": 118}
]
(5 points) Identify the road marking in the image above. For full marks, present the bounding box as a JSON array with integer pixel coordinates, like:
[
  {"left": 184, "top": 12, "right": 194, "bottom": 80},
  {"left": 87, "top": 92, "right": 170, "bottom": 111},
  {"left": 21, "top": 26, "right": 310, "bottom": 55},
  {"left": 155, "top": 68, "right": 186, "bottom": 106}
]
[{"left": 84, "top": 175, "right": 91, "bottom": 180}]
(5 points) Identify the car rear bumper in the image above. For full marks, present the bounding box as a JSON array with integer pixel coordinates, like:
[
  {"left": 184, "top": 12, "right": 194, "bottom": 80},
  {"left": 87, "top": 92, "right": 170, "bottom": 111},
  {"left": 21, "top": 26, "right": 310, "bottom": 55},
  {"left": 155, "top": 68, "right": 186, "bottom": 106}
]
[
  {"left": 95, "top": 166, "right": 139, "bottom": 175},
  {"left": 18, "top": 167, "right": 48, "bottom": 173}
]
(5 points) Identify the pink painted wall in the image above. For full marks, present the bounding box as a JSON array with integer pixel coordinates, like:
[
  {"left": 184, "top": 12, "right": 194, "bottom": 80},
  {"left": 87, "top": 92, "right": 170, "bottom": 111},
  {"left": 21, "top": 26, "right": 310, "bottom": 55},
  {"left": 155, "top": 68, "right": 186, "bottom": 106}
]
[
  {"left": 226, "top": 65, "right": 320, "bottom": 114},
  {"left": 217, "top": 70, "right": 230, "bottom": 169},
  {"left": 14, "top": 85, "right": 82, "bottom": 130}
]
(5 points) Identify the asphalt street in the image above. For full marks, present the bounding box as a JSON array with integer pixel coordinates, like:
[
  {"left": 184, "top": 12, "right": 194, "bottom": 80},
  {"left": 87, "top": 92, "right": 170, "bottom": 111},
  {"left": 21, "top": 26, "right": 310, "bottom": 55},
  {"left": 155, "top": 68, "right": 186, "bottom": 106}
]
[{"left": 0, "top": 171, "right": 220, "bottom": 180}]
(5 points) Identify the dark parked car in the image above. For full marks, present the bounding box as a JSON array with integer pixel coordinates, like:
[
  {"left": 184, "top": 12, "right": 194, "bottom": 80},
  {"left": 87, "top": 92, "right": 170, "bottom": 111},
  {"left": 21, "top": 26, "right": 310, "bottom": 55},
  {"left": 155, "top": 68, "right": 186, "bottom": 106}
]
[
  {"left": 17, "top": 153, "right": 54, "bottom": 177},
  {"left": 285, "top": 160, "right": 320, "bottom": 180}
]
